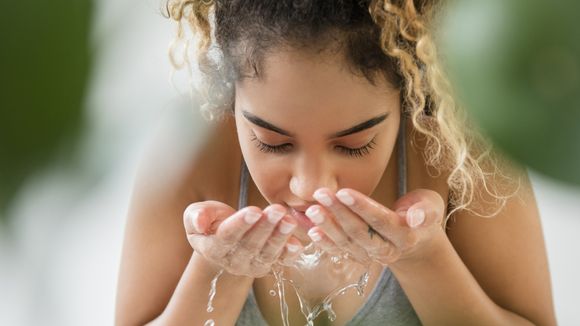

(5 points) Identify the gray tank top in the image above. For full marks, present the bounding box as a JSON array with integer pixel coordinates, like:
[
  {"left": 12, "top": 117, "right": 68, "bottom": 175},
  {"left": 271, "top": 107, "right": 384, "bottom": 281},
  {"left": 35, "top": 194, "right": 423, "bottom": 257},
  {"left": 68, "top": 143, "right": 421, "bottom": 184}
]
[{"left": 235, "top": 116, "right": 422, "bottom": 325}]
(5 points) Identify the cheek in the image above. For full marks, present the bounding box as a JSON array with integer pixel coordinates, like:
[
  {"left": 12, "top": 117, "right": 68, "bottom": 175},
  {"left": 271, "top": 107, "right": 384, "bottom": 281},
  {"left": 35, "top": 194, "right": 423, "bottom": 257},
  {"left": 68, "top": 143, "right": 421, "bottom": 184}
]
[
  {"left": 339, "top": 133, "right": 397, "bottom": 195},
  {"left": 239, "top": 142, "right": 289, "bottom": 202},
  {"left": 339, "top": 160, "right": 389, "bottom": 196}
]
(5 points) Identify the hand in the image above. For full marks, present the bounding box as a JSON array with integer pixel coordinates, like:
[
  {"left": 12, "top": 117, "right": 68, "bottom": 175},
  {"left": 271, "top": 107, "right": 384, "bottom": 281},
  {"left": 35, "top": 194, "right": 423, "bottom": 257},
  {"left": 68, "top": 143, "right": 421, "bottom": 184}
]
[
  {"left": 304, "top": 188, "right": 446, "bottom": 266},
  {"left": 183, "top": 201, "right": 303, "bottom": 277}
]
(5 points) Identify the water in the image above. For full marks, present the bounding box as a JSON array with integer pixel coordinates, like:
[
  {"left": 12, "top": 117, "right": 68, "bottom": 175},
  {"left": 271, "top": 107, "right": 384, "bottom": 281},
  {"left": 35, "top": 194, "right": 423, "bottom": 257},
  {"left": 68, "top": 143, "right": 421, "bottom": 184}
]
[
  {"left": 272, "top": 266, "right": 291, "bottom": 326},
  {"left": 204, "top": 269, "right": 224, "bottom": 325},
  {"left": 204, "top": 244, "right": 371, "bottom": 326},
  {"left": 272, "top": 244, "right": 371, "bottom": 326},
  {"left": 206, "top": 269, "right": 224, "bottom": 313}
]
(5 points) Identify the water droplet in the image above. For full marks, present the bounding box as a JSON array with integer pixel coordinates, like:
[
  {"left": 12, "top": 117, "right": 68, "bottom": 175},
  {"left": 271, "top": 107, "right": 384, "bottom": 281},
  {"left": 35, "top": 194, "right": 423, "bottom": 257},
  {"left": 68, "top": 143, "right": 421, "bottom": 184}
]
[
  {"left": 269, "top": 290, "right": 277, "bottom": 296},
  {"left": 204, "top": 319, "right": 215, "bottom": 326}
]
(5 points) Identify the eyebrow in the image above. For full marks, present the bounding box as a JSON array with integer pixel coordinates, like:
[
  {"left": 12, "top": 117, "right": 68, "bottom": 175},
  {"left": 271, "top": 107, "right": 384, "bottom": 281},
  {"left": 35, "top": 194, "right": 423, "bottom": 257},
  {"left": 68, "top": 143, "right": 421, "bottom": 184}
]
[{"left": 242, "top": 110, "right": 389, "bottom": 138}]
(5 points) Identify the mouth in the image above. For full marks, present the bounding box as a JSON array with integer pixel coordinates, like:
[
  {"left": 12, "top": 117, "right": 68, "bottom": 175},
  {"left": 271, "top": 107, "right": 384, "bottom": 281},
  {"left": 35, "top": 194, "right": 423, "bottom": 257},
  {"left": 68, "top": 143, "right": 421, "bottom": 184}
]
[{"left": 289, "top": 207, "right": 315, "bottom": 229}]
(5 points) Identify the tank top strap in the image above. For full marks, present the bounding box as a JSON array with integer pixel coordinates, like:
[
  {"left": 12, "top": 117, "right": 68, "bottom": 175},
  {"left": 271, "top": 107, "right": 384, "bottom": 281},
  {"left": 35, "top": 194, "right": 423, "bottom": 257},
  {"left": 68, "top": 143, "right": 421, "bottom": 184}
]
[
  {"left": 396, "top": 113, "right": 408, "bottom": 197},
  {"left": 238, "top": 158, "right": 250, "bottom": 209}
]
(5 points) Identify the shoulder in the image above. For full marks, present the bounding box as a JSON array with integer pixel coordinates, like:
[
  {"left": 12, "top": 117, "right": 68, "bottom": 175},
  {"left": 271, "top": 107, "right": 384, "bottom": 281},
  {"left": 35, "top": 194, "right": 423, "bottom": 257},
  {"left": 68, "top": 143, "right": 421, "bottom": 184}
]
[
  {"left": 115, "top": 105, "right": 242, "bottom": 324},
  {"left": 445, "top": 169, "right": 556, "bottom": 324},
  {"left": 181, "top": 112, "right": 243, "bottom": 207}
]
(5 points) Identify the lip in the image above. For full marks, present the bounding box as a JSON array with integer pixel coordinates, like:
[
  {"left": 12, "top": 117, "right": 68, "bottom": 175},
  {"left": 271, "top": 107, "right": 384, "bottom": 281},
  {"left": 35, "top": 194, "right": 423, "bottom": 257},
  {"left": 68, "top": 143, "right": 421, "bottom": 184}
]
[{"left": 289, "top": 207, "right": 315, "bottom": 229}]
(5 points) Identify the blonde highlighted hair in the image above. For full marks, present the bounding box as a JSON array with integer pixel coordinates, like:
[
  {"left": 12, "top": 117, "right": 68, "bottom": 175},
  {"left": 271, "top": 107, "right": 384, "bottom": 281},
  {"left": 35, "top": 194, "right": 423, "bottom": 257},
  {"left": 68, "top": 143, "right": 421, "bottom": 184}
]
[{"left": 164, "top": 0, "right": 520, "bottom": 223}]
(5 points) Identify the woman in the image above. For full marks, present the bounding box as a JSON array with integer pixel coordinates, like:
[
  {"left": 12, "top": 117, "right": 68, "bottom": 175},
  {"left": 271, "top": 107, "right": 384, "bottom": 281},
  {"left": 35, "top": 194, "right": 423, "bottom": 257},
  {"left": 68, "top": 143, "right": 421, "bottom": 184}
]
[{"left": 115, "top": 0, "right": 556, "bottom": 325}]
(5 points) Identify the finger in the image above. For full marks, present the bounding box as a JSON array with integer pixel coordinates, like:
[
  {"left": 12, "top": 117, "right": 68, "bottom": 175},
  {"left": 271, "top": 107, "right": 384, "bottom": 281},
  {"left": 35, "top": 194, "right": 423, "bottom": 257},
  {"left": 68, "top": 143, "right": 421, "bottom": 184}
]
[
  {"left": 392, "top": 189, "right": 445, "bottom": 232},
  {"left": 187, "top": 208, "right": 262, "bottom": 262},
  {"left": 306, "top": 197, "right": 369, "bottom": 259},
  {"left": 392, "top": 189, "right": 445, "bottom": 223},
  {"left": 235, "top": 204, "right": 287, "bottom": 256},
  {"left": 214, "top": 206, "right": 263, "bottom": 247},
  {"left": 183, "top": 201, "right": 236, "bottom": 234},
  {"left": 279, "top": 237, "right": 304, "bottom": 266},
  {"left": 332, "top": 188, "right": 405, "bottom": 241},
  {"left": 256, "top": 217, "right": 297, "bottom": 264},
  {"left": 334, "top": 188, "right": 421, "bottom": 248},
  {"left": 401, "top": 197, "right": 444, "bottom": 230},
  {"left": 313, "top": 188, "right": 383, "bottom": 250},
  {"left": 306, "top": 227, "right": 342, "bottom": 256}
]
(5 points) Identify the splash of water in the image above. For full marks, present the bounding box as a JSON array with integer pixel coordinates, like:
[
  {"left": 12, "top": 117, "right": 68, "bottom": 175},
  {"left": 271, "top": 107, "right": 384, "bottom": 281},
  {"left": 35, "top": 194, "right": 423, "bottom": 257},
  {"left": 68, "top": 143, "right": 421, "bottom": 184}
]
[
  {"left": 272, "top": 266, "right": 291, "bottom": 326},
  {"left": 274, "top": 244, "right": 371, "bottom": 325},
  {"left": 204, "top": 244, "right": 371, "bottom": 326}
]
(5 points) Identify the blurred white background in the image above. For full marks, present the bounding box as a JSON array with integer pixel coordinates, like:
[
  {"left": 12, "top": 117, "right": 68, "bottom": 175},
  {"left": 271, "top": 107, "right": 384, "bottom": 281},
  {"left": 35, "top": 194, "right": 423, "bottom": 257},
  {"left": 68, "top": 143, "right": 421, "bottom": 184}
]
[{"left": 0, "top": 0, "right": 578, "bottom": 325}]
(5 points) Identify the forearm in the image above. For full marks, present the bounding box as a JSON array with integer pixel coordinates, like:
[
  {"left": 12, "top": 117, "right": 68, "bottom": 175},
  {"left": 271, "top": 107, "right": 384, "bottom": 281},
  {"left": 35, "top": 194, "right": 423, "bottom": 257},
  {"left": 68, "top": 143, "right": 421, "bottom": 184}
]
[
  {"left": 149, "top": 252, "right": 254, "bottom": 326},
  {"left": 390, "top": 231, "right": 535, "bottom": 326}
]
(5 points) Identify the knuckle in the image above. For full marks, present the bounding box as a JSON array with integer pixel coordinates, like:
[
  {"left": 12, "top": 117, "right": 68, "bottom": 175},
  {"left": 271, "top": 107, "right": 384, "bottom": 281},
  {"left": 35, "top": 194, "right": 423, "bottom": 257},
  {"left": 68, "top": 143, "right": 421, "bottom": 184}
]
[
  {"left": 258, "top": 252, "right": 276, "bottom": 264},
  {"left": 240, "top": 241, "right": 261, "bottom": 253},
  {"left": 368, "top": 217, "right": 383, "bottom": 228},
  {"left": 335, "top": 237, "right": 351, "bottom": 248},
  {"left": 219, "top": 232, "right": 237, "bottom": 245},
  {"left": 348, "top": 245, "right": 366, "bottom": 258},
  {"left": 348, "top": 227, "right": 369, "bottom": 240},
  {"left": 269, "top": 232, "right": 286, "bottom": 244}
]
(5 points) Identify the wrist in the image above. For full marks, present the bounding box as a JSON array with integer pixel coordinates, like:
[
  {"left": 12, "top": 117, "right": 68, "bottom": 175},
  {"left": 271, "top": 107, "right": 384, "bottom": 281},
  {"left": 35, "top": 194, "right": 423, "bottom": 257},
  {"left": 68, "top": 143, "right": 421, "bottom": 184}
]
[{"left": 191, "top": 251, "right": 255, "bottom": 282}]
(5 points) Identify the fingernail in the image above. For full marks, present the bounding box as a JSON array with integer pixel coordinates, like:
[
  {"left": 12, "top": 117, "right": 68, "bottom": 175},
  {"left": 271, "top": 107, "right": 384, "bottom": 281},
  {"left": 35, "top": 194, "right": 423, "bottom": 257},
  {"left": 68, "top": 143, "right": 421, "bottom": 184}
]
[
  {"left": 279, "top": 220, "right": 296, "bottom": 234},
  {"left": 189, "top": 210, "right": 201, "bottom": 232},
  {"left": 286, "top": 243, "right": 300, "bottom": 253},
  {"left": 308, "top": 229, "right": 322, "bottom": 242},
  {"left": 305, "top": 206, "right": 324, "bottom": 224},
  {"left": 408, "top": 209, "right": 425, "bottom": 228},
  {"left": 313, "top": 190, "right": 332, "bottom": 206},
  {"left": 336, "top": 190, "right": 355, "bottom": 206},
  {"left": 267, "top": 208, "right": 285, "bottom": 224},
  {"left": 244, "top": 210, "right": 262, "bottom": 224}
]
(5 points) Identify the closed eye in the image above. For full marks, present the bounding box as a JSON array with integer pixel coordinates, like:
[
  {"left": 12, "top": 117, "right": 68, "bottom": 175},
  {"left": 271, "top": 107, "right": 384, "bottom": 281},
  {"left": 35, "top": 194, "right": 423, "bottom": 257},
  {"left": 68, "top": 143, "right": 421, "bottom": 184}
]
[{"left": 250, "top": 132, "right": 377, "bottom": 158}]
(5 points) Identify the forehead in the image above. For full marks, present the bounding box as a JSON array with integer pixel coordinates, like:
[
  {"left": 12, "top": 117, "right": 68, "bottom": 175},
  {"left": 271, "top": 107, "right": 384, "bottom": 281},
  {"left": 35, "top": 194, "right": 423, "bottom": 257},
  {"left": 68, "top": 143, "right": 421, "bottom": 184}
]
[{"left": 235, "top": 49, "right": 399, "bottom": 123}]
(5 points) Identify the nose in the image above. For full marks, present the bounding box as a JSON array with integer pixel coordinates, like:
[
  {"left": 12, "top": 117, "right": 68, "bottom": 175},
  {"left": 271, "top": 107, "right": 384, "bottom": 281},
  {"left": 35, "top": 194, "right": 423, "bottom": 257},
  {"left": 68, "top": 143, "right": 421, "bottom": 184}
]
[{"left": 289, "top": 156, "right": 338, "bottom": 202}]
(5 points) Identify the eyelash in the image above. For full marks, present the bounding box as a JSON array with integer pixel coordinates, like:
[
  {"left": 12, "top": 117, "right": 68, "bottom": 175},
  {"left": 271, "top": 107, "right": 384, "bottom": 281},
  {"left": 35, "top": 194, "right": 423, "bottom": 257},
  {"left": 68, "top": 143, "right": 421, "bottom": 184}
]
[{"left": 250, "top": 133, "right": 377, "bottom": 158}]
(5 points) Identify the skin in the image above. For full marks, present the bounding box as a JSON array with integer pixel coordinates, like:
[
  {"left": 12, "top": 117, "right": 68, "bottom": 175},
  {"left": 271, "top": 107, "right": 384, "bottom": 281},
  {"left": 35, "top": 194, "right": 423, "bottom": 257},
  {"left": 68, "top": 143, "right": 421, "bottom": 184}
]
[{"left": 234, "top": 49, "right": 402, "bottom": 244}]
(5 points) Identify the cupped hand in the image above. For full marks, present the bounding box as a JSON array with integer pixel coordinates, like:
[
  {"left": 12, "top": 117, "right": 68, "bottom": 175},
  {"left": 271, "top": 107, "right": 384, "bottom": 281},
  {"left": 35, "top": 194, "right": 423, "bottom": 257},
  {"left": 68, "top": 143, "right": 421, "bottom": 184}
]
[
  {"left": 304, "top": 188, "right": 446, "bottom": 267},
  {"left": 183, "top": 201, "right": 303, "bottom": 277}
]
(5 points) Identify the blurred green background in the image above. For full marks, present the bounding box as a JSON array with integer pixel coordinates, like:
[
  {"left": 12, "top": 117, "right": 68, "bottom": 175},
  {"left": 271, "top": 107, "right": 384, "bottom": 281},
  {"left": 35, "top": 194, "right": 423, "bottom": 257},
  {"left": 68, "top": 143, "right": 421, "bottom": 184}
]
[
  {"left": 440, "top": 0, "right": 580, "bottom": 185},
  {"left": 0, "top": 0, "right": 93, "bottom": 220}
]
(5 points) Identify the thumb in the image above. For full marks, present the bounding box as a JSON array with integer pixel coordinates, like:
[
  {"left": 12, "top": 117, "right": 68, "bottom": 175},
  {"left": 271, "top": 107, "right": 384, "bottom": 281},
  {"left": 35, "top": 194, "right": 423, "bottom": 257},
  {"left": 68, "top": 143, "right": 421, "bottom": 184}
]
[
  {"left": 183, "top": 200, "right": 236, "bottom": 235},
  {"left": 393, "top": 189, "right": 445, "bottom": 229}
]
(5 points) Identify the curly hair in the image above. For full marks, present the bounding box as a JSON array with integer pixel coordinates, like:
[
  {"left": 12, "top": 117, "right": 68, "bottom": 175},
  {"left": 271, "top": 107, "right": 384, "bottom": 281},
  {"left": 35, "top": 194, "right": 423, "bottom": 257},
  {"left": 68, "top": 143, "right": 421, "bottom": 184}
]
[{"left": 163, "top": 0, "right": 520, "bottom": 223}]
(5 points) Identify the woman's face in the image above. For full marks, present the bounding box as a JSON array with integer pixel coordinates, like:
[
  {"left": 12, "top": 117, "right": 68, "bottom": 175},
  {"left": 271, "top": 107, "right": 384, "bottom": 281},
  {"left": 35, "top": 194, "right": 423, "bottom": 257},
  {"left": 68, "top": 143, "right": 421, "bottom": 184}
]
[{"left": 234, "top": 49, "right": 401, "bottom": 239}]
